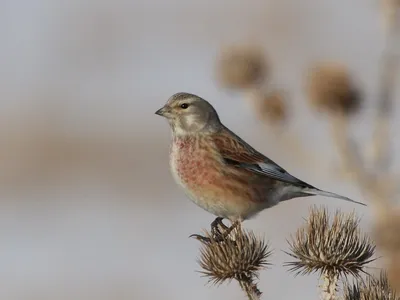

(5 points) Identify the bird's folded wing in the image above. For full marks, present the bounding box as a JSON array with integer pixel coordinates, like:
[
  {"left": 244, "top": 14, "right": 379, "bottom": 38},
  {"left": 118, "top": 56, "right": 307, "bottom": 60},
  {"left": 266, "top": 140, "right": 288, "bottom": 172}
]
[{"left": 213, "top": 128, "right": 314, "bottom": 188}]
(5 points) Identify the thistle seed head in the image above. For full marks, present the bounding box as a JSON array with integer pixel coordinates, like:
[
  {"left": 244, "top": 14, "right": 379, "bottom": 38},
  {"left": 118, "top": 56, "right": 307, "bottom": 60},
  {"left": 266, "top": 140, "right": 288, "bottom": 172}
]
[
  {"left": 306, "top": 62, "right": 361, "bottom": 115},
  {"left": 344, "top": 271, "right": 399, "bottom": 300},
  {"left": 216, "top": 45, "right": 268, "bottom": 89},
  {"left": 285, "top": 206, "right": 375, "bottom": 278},
  {"left": 196, "top": 227, "right": 271, "bottom": 286},
  {"left": 374, "top": 208, "right": 400, "bottom": 292}
]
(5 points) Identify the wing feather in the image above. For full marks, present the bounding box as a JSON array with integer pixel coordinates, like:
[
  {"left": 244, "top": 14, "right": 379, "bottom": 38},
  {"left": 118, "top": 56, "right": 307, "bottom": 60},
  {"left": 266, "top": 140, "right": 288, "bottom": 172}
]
[{"left": 213, "top": 127, "right": 314, "bottom": 188}]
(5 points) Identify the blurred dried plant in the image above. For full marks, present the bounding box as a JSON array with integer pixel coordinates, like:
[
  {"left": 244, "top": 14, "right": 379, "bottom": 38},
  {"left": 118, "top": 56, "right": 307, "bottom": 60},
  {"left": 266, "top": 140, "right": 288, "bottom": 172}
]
[
  {"left": 316, "top": 0, "right": 400, "bottom": 196},
  {"left": 285, "top": 206, "right": 375, "bottom": 300},
  {"left": 208, "top": 1, "right": 400, "bottom": 299},
  {"left": 306, "top": 62, "right": 361, "bottom": 116},
  {"left": 380, "top": 0, "right": 400, "bottom": 32},
  {"left": 370, "top": 3, "right": 400, "bottom": 290},
  {"left": 310, "top": 2, "right": 400, "bottom": 291},
  {"left": 343, "top": 271, "right": 399, "bottom": 300},
  {"left": 193, "top": 223, "right": 271, "bottom": 300},
  {"left": 254, "top": 90, "right": 287, "bottom": 124},
  {"left": 374, "top": 208, "right": 400, "bottom": 292},
  {"left": 216, "top": 45, "right": 268, "bottom": 89}
]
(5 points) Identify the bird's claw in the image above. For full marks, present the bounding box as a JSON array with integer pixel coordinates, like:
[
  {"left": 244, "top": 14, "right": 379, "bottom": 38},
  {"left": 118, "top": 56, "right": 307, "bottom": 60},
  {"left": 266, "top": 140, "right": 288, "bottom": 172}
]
[
  {"left": 190, "top": 217, "right": 237, "bottom": 243},
  {"left": 189, "top": 232, "right": 226, "bottom": 244},
  {"left": 189, "top": 234, "right": 212, "bottom": 243}
]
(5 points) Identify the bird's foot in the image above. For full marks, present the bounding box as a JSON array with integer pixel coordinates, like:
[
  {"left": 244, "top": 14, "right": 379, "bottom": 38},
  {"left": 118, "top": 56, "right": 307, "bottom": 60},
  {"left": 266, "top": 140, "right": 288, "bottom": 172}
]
[
  {"left": 211, "top": 217, "right": 229, "bottom": 236},
  {"left": 190, "top": 218, "right": 239, "bottom": 244},
  {"left": 189, "top": 233, "right": 213, "bottom": 243},
  {"left": 189, "top": 217, "right": 226, "bottom": 243}
]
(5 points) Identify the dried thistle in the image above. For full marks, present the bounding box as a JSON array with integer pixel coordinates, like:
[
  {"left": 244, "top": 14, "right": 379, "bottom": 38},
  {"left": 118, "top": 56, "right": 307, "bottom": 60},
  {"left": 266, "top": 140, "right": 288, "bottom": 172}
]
[
  {"left": 216, "top": 45, "right": 268, "bottom": 89},
  {"left": 374, "top": 209, "right": 400, "bottom": 292},
  {"left": 306, "top": 62, "right": 361, "bottom": 115},
  {"left": 256, "top": 90, "right": 287, "bottom": 124},
  {"left": 344, "top": 282, "right": 363, "bottom": 300},
  {"left": 285, "top": 206, "right": 375, "bottom": 299},
  {"left": 285, "top": 206, "right": 375, "bottom": 277},
  {"left": 195, "top": 225, "right": 271, "bottom": 299},
  {"left": 344, "top": 271, "right": 399, "bottom": 300}
]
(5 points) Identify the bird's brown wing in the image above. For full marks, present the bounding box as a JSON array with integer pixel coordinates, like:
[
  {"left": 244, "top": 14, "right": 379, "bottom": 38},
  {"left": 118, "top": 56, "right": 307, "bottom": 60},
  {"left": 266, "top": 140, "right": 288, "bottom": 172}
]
[{"left": 213, "top": 127, "right": 314, "bottom": 188}]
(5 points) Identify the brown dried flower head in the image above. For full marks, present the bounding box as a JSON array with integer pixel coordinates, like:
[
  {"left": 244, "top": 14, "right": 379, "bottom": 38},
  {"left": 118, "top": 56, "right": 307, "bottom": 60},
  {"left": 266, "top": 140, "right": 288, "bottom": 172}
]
[
  {"left": 344, "top": 271, "right": 399, "bottom": 300},
  {"left": 196, "top": 226, "right": 271, "bottom": 286},
  {"left": 257, "top": 90, "right": 287, "bottom": 124},
  {"left": 216, "top": 45, "right": 268, "bottom": 89},
  {"left": 374, "top": 208, "right": 400, "bottom": 292},
  {"left": 306, "top": 62, "right": 361, "bottom": 115},
  {"left": 285, "top": 206, "right": 375, "bottom": 277}
]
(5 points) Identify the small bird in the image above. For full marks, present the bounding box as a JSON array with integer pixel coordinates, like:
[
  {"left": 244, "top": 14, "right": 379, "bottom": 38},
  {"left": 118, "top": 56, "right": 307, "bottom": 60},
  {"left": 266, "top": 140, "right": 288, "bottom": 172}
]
[{"left": 155, "top": 92, "right": 365, "bottom": 236}]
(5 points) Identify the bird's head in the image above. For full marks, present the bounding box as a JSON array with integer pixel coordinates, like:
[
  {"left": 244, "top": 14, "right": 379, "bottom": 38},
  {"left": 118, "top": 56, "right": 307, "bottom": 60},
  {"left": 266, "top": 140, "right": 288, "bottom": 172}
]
[{"left": 155, "top": 92, "right": 221, "bottom": 136}]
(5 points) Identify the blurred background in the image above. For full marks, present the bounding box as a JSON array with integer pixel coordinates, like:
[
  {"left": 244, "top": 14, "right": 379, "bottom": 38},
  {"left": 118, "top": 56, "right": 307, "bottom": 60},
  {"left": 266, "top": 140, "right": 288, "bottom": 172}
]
[{"left": 0, "top": 0, "right": 394, "bottom": 299}]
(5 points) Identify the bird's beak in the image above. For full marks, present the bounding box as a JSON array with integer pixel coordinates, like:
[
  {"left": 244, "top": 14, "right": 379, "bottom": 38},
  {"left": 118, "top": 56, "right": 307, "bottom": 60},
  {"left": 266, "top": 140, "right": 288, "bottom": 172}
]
[{"left": 155, "top": 106, "right": 170, "bottom": 117}]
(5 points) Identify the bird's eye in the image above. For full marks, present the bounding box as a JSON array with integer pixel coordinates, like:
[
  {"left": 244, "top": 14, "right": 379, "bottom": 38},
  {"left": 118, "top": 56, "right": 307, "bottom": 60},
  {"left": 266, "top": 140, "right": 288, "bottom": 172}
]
[{"left": 180, "top": 103, "right": 189, "bottom": 109}]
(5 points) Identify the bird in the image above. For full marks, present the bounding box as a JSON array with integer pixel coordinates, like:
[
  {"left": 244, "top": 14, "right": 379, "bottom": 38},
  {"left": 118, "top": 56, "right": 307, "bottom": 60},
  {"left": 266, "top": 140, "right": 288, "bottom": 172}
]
[{"left": 155, "top": 92, "right": 365, "bottom": 239}]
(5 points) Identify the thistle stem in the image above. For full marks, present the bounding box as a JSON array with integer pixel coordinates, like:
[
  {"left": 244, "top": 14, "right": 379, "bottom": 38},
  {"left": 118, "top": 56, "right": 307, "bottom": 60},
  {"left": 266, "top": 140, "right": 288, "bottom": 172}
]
[
  {"left": 320, "top": 270, "right": 338, "bottom": 300},
  {"left": 239, "top": 279, "right": 262, "bottom": 300}
]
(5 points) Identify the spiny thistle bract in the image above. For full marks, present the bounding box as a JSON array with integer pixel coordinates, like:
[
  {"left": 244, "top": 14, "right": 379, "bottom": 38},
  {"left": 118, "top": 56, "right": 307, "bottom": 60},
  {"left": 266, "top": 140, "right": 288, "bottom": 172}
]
[
  {"left": 285, "top": 206, "right": 375, "bottom": 278},
  {"left": 344, "top": 271, "right": 399, "bottom": 300},
  {"left": 374, "top": 209, "right": 400, "bottom": 292},
  {"left": 195, "top": 226, "right": 271, "bottom": 297}
]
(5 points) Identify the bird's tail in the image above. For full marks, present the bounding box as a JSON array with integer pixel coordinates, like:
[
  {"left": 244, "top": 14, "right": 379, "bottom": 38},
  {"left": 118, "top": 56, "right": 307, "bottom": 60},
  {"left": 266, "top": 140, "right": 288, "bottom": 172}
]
[{"left": 302, "top": 188, "right": 366, "bottom": 206}]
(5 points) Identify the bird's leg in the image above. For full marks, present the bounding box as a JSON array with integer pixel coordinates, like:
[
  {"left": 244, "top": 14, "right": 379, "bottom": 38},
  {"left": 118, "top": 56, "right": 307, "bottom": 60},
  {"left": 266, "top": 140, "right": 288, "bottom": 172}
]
[
  {"left": 189, "top": 217, "right": 226, "bottom": 243},
  {"left": 211, "top": 217, "right": 229, "bottom": 236},
  {"left": 190, "top": 219, "right": 241, "bottom": 243},
  {"left": 216, "top": 219, "right": 241, "bottom": 241}
]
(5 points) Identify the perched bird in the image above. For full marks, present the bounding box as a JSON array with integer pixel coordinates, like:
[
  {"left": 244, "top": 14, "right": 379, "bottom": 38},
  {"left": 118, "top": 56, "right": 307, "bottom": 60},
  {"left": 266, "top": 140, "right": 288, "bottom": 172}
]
[{"left": 155, "top": 92, "right": 365, "bottom": 235}]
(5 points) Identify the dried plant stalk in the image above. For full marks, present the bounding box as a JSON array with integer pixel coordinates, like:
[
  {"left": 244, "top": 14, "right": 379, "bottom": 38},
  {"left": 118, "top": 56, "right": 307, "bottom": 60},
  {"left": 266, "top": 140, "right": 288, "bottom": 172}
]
[
  {"left": 255, "top": 90, "right": 287, "bottom": 124},
  {"left": 328, "top": 114, "right": 392, "bottom": 216},
  {"left": 368, "top": 0, "right": 400, "bottom": 171},
  {"left": 320, "top": 270, "right": 339, "bottom": 300},
  {"left": 380, "top": 0, "right": 400, "bottom": 34},
  {"left": 368, "top": 111, "right": 391, "bottom": 172},
  {"left": 239, "top": 280, "right": 263, "bottom": 300},
  {"left": 329, "top": 115, "right": 368, "bottom": 182}
]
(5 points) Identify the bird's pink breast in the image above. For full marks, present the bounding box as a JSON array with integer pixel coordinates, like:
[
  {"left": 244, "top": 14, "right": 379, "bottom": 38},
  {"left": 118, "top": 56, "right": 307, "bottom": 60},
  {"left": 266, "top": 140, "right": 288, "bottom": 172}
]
[
  {"left": 171, "top": 137, "right": 219, "bottom": 188},
  {"left": 169, "top": 135, "right": 274, "bottom": 220}
]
